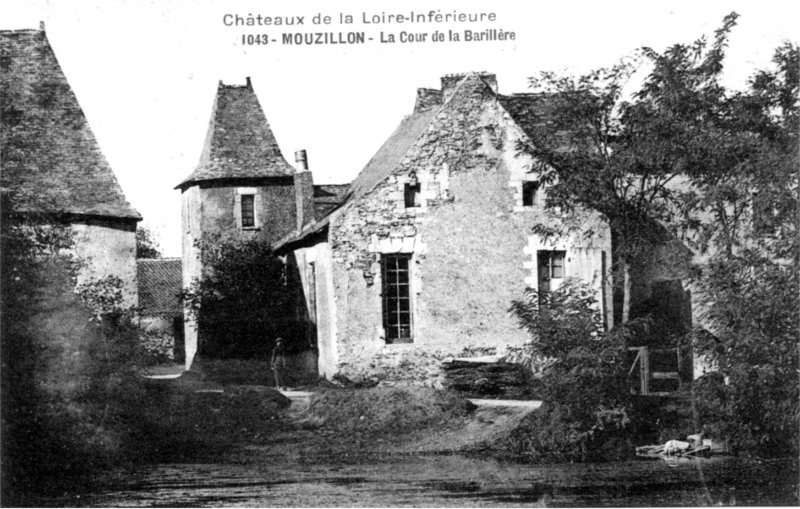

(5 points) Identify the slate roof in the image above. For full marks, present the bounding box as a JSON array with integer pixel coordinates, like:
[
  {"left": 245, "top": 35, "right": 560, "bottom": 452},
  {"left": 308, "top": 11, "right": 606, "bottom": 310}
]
[
  {"left": 176, "top": 78, "right": 295, "bottom": 190},
  {"left": 0, "top": 27, "right": 141, "bottom": 220},
  {"left": 137, "top": 258, "right": 183, "bottom": 317},
  {"left": 497, "top": 93, "right": 560, "bottom": 138},
  {"left": 313, "top": 184, "right": 349, "bottom": 220},
  {"left": 344, "top": 109, "right": 438, "bottom": 204}
]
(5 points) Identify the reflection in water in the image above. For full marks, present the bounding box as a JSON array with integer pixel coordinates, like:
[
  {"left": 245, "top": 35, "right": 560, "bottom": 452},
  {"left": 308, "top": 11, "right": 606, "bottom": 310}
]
[{"left": 67, "top": 455, "right": 797, "bottom": 507}]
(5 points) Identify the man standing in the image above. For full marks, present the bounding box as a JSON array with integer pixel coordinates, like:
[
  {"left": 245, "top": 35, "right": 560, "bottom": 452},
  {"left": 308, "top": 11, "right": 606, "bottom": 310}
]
[{"left": 271, "top": 337, "right": 287, "bottom": 390}]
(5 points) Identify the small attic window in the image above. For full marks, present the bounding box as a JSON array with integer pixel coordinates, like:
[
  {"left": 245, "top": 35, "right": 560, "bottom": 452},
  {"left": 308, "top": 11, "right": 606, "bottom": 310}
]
[
  {"left": 404, "top": 183, "right": 421, "bottom": 208},
  {"left": 241, "top": 194, "right": 255, "bottom": 228},
  {"left": 522, "top": 181, "right": 540, "bottom": 207}
]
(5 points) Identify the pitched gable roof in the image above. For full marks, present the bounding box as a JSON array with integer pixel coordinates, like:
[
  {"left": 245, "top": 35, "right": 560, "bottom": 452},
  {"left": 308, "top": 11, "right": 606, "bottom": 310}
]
[
  {"left": 0, "top": 27, "right": 141, "bottom": 220},
  {"left": 345, "top": 109, "right": 438, "bottom": 203},
  {"left": 176, "top": 78, "right": 295, "bottom": 190},
  {"left": 274, "top": 73, "right": 494, "bottom": 251},
  {"left": 137, "top": 258, "right": 182, "bottom": 317}
]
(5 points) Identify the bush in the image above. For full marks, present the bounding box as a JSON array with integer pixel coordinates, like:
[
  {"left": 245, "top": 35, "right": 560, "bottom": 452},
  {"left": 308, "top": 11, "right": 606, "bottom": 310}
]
[
  {"left": 506, "top": 280, "right": 634, "bottom": 461},
  {"left": 1, "top": 253, "right": 146, "bottom": 504},
  {"left": 693, "top": 255, "right": 799, "bottom": 457}
]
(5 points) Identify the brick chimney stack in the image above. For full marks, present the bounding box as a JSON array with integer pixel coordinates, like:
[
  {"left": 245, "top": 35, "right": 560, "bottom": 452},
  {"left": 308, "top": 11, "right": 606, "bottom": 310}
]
[{"left": 294, "top": 150, "right": 315, "bottom": 231}]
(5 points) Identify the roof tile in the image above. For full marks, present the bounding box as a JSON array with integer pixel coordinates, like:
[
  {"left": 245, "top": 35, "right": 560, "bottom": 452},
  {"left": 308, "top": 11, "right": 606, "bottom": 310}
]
[
  {"left": 176, "top": 79, "right": 295, "bottom": 189},
  {"left": 0, "top": 28, "right": 141, "bottom": 220}
]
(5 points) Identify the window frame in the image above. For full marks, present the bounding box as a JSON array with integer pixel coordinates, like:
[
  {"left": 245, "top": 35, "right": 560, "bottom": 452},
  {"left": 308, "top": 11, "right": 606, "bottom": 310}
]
[
  {"left": 537, "top": 250, "right": 566, "bottom": 293},
  {"left": 381, "top": 253, "right": 413, "bottom": 343},
  {"left": 404, "top": 182, "right": 422, "bottom": 208},
  {"left": 240, "top": 193, "right": 256, "bottom": 229},
  {"left": 522, "top": 180, "right": 540, "bottom": 207}
]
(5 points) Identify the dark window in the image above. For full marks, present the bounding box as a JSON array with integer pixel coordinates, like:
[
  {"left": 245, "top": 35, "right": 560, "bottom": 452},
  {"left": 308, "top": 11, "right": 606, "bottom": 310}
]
[
  {"left": 382, "top": 254, "right": 413, "bottom": 343},
  {"left": 404, "top": 183, "right": 421, "bottom": 208},
  {"left": 537, "top": 250, "right": 565, "bottom": 292},
  {"left": 522, "top": 181, "right": 539, "bottom": 207},
  {"left": 241, "top": 194, "right": 255, "bottom": 228}
]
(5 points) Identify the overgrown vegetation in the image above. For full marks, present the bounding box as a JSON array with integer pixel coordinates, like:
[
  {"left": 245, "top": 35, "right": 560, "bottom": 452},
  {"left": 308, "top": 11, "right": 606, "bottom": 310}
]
[
  {"left": 0, "top": 207, "right": 145, "bottom": 504},
  {"left": 135, "top": 225, "right": 162, "bottom": 259},
  {"left": 516, "top": 13, "right": 798, "bottom": 458},
  {"left": 181, "top": 234, "right": 300, "bottom": 359},
  {"left": 506, "top": 281, "right": 635, "bottom": 461}
]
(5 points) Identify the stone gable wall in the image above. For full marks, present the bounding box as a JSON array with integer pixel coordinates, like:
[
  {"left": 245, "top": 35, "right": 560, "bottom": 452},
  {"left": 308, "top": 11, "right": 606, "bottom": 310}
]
[{"left": 325, "top": 75, "right": 611, "bottom": 384}]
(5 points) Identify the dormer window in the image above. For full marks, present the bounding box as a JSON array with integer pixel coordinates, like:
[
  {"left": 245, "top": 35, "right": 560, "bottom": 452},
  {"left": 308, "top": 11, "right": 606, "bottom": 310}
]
[
  {"left": 404, "top": 183, "right": 421, "bottom": 208},
  {"left": 241, "top": 194, "right": 255, "bottom": 228},
  {"left": 522, "top": 181, "right": 540, "bottom": 207}
]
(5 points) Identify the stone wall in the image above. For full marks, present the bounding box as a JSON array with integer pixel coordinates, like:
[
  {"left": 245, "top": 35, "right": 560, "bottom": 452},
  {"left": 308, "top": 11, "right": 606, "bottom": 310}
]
[
  {"left": 320, "top": 74, "right": 612, "bottom": 383},
  {"left": 198, "top": 179, "right": 296, "bottom": 246},
  {"left": 71, "top": 220, "right": 138, "bottom": 307},
  {"left": 181, "top": 178, "right": 300, "bottom": 369}
]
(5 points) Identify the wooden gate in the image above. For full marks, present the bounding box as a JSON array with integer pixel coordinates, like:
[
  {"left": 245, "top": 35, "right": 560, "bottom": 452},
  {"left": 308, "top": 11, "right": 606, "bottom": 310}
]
[{"left": 628, "top": 346, "right": 684, "bottom": 395}]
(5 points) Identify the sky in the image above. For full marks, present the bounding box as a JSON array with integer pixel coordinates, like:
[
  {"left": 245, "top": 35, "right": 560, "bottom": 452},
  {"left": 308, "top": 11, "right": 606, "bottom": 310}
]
[{"left": 2, "top": 0, "right": 798, "bottom": 256}]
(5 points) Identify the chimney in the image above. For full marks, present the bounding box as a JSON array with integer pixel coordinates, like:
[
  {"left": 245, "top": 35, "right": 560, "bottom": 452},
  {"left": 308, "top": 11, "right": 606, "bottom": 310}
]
[
  {"left": 294, "top": 150, "right": 315, "bottom": 231},
  {"left": 441, "top": 72, "right": 498, "bottom": 102},
  {"left": 295, "top": 149, "right": 308, "bottom": 171},
  {"left": 414, "top": 88, "right": 443, "bottom": 113},
  {"left": 245, "top": 76, "right": 252, "bottom": 89}
]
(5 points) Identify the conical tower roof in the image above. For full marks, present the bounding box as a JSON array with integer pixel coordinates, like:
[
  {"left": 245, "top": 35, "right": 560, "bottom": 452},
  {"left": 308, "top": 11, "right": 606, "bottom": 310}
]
[
  {"left": 176, "top": 78, "right": 294, "bottom": 190},
  {"left": 0, "top": 26, "right": 141, "bottom": 220}
]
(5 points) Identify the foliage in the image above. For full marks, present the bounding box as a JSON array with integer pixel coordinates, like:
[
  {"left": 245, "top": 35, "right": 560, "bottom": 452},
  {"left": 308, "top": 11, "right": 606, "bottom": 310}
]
[
  {"left": 138, "top": 330, "right": 176, "bottom": 364},
  {"left": 692, "top": 258, "right": 799, "bottom": 456},
  {"left": 0, "top": 214, "right": 142, "bottom": 505},
  {"left": 135, "top": 225, "right": 162, "bottom": 259},
  {"left": 0, "top": 197, "right": 149, "bottom": 504},
  {"left": 75, "top": 275, "right": 134, "bottom": 322},
  {"left": 522, "top": 13, "right": 799, "bottom": 456},
  {"left": 180, "top": 234, "right": 295, "bottom": 358},
  {"left": 689, "top": 38, "right": 799, "bottom": 456},
  {"left": 508, "top": 281, "right": 634, "bottom": 461}
]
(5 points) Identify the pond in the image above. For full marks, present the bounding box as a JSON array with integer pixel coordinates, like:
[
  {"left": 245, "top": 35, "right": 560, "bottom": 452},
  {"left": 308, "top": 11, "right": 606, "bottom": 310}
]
[{"left": 66, "top": 454, "right": 797, "bottom": 507}]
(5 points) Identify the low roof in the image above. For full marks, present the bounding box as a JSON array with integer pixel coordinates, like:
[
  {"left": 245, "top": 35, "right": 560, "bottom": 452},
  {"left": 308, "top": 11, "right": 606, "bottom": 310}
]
[
  {"left": 1, "top": 27, "right": 141, "bottom": 220},
  {"left": 176, "top": 79, "right": 295, "bottom": 190},
  {"left": 137, "top": 258, "right": 182, "bottom": 317}
]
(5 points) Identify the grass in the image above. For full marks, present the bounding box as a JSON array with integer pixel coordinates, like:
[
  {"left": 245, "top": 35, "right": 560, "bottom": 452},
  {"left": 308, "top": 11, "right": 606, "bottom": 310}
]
[{"left": 307, "top": 386, "right": 476, "bottom": 436}]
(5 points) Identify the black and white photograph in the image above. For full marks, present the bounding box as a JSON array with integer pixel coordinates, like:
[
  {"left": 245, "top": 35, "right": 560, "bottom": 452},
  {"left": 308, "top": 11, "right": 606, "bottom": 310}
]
[{"left": 1, "top": 0, "right": 798, "bottom": 506}]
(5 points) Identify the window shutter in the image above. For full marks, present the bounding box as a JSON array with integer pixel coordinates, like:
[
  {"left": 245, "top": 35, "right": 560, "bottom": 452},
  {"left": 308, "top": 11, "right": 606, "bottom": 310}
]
[
  {"left": 234, "top": 193, "right": 242, "bottom": 228},
  {"left": 253, "top": 192, "right": 262, "bottom": 228}
]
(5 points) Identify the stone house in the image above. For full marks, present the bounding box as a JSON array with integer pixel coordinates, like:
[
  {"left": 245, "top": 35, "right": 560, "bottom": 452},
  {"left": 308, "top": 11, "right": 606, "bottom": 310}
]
[
  {"left": 176, "top": 77, "right": 344, "bottom": 371},
  {"left": 1, "top": 24, "right": 141, "bottom": 305},
  {"left": 275, "top": 73, "right": 615, "bottom": 385},
  {"left": 137, "top": 258, "right": 184, "bottom": 361}
]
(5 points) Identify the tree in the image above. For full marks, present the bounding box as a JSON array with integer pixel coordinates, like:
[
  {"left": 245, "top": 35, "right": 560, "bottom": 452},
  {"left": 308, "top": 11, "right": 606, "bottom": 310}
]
[
  {"left": 508, "top": 280, "right": 634, "bottom": 461},
  {"left": 689, "top": 42, "right": 799, "bottom": 456},
  {"left": 521, "top": 13, "right": 799, "bottom": 455},
  {"left": 181, "top": 234, "right": 295, "bottom": 359},
  {"left": 136, "top": 225, "right": 162, "bottom": 259},
  {"left": 0, "top": 196, "right": 147, "bottom": 503},
  {"left": 522, "top": 13, "right": 749, "bottom": 323}
]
